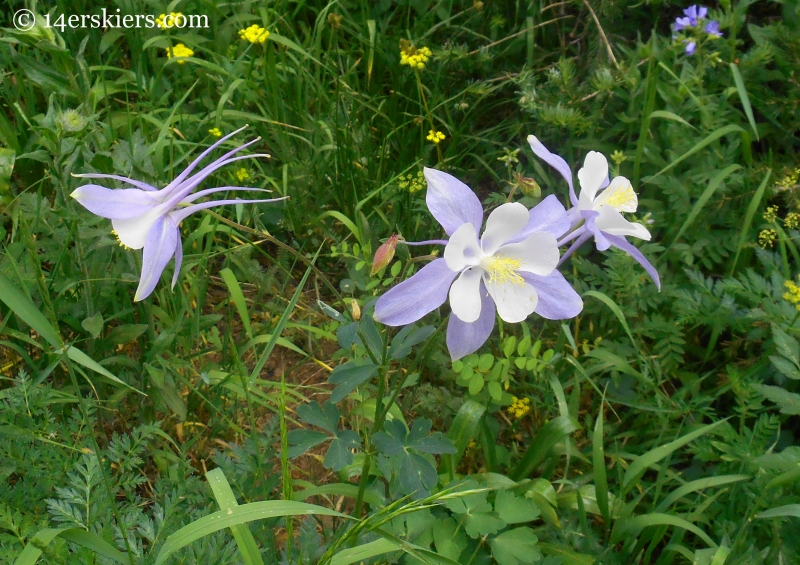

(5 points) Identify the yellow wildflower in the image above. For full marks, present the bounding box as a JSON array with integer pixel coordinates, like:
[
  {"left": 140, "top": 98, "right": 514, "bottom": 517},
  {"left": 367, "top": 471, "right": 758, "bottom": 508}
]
[
  {"left": 785, "top": 212, "right": 800, "bottom": 230},
  {"left": 507, "top": 396, "right": 531, "bottom": 419},
  {"left": 784, "top": 277, "right": 800, "bottom": 310},
  {"left": 235, "top": 168, "right": 250, "bottom": 181},
  {"left": 156, "top": 12, "right": 185, "bottom": 30},
  {"left": 764, "top": 206, "right": 778, "bottom": 223},
  {"left": 400, "top": 40, "right": 432, "bottom": 70},
  {"left": 610, "top": 150, "right": 626, "bottom": 165},
  {"left": 166, "top": 43, "right": 194, "bottom": 63},
  {"left": 208, "top": 127, "right": 222, "bottom": 138},
  {"left": 239, "top": 25, "right": 270, "bottom": 44},
  {"left": 426, "top": 129, "right": 446, "bottom": 144},
  {"left": 398, "top": 171, "right": 425, "bottom": 193},
  {"left": 758, "top": 229, "right": 777, "bottom": 248},
  {"left": 776, "top": 167, "right": 800, "bottom": 190}
]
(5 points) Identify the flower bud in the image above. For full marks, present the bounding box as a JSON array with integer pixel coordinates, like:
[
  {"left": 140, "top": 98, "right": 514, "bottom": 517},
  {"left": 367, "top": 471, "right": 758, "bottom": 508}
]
[
  {"left": 371, "top": 234, "right": 398, "bottom": 276},
  {"left": 350, "top": 298, "right": 361, "bottom": 321}
]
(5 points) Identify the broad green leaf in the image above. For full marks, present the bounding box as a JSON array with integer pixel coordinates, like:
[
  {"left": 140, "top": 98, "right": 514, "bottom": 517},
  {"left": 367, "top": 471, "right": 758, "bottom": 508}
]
[
  {"left": 490, "top": 528, "right": 541, "bottom": 565},
  {"left": 623, "top": 420, "right": 726, "bottom": 488},
  {"left": 445, "top": 488, "right": 505, "bottom": 539},
  {"left": 328, "top": 362, "right": 379, "bottom": 403},
  {"left": 0, "top": 271, "right": 62, "bottom": 347},
  {"left": 154, "top": 501, "right": 347, "bottom": 565},
  {"left": 296, "top": 401, "right": 340, "bottom": 435},
  {"left": 324, "top": 430, "right": 360, "bottom": 471},
  {"left": 206, "top": 468, "right": 264, "bottom": 565},
  {"left": 495, "top": 489, "right": 540, "bottom": 524},
  {"left": 446, "top": 399, "right": 485, "bottom": 471},
  {"left": 286, "top": 429, "right": 329, "bottom": 458},
  {"left": 105, "top": 324, "right": 147, "bottom": 345},
  {"left": 432, "top": 517, "right": 467, "bottom": 562},
  {"left": 81, "top": 313, "right": 103, "bottom": 338}
]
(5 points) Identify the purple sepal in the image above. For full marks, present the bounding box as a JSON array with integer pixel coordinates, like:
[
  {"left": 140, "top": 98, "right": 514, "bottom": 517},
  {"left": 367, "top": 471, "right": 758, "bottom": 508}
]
[
  {"left": 604, "top": 234, "right": 661, "bottom": 290},
  {"left": 522, "top": 271, "right": 583, "bottom": 320},
  {"left": 446, "top": 281, "right": 496, "bottom": 361},
  {"left": 135, "top": 215, "right": 179, "bottom": 302},
  {"left": 527, "top": 135, "right": 578, "bottom": 206},
  {"left": 705, "top": 21, "right": 722, "bottom": 37},
  {"left": 374, "top": 258, "right": 457, "bottom": 326},
  {"left": 685, "top": 41, "right": 697, "bottom": 55},
  {"left": 424, "top": 168, "right": 484, "bottom": 237},
  {"left": 506, "top": 194, "right": 571, "bottom": 244},
  {"left": 71, "top": 184, "right": 159, "bottom": 219}
]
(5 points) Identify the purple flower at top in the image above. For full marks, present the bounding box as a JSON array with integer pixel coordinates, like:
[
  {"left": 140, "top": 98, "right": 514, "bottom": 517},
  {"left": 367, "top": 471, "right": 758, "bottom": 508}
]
[
  {"left": 685, "top": 40, "right": 697, "bottom": 55},
  {"left": 373, "top": 168, "right": 583, "bottom": 361},
  {"left": 71, "top": 126, "right": 287, "bottom": 301},
  {"left": 705, "top": 20, "right": 722, "bottom": 37},
  {"left": 674, "top": 4, "right": 709, "bottom": 31}
]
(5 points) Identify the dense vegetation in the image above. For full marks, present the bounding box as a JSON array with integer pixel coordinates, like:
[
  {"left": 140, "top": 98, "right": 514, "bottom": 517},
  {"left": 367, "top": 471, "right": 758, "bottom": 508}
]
[{"left": 1, "top": 0, "right": 800, "bottom": 564}]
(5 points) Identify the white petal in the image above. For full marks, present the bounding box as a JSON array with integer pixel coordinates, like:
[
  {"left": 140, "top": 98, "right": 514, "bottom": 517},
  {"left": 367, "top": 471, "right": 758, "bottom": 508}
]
[
  {"left": 449, "top": 267, "right": 484, "bottom": 323},
  {"left": 496, "top": 232, "right": 559, "bottom": 276},
  {"left": 480, "top": 202, "right": 530, "bottom": 255},
  {"left": 594, "top": 176, "right": 638, "bottom": 213},
  {"left": 595, "top": 206, "right": 651, "bottom": 240},
  {"left": 444, "top": 223, "right": 482, "bottom": 272},
  {"left": 112, "top": 205, "right": 168, "bottom": 250},
  {"left": 484, "top": 278, "right": 538, "bottom": 324},
  {"left": 577, "top": 151, "right": 608, "bottom": 203}
]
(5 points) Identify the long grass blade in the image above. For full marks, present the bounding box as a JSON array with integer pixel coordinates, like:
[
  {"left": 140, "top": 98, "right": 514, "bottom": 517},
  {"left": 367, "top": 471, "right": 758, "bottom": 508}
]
[{"left": 206, "top": 468, "right": 265, "bottom": 565}]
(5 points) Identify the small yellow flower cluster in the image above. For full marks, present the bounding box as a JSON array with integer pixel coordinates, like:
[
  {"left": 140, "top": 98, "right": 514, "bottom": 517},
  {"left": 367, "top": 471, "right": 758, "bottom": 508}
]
[
  {"left": 786, "top": 213, "right": 800, "bottom": 230},
  {"left": 239, "top": 25, "right": 270, "bottom": 44},
  {"left": 758, "top": 228, "right": 777, "bottom": 248},
  {"left": 156, "top": 12, "right": 184, "bottom": 29},
  {"left": 763, "top": 205, "right": 779, "bottom": 223},
  {"left": 398, "top": 171, "right": 425, "bottom": 193},
  {"left": 784, "top": 277, "right": 800, "bottom": 310},
  {"left": 507, "top": 396, "right": 531, "bottom": 419},
  {"left": 208, "top": 128, "right": 222, "bottom": 138},
  {"left": 235, "top": 168, "right": 250, "bottom": 181},
  {"left": 166, "top": 43, "right": 194, "bottom": 63},
  {"left": 400, "top": 41, "right": 432, "bottom": 69},
  {"left": 776, "top": 167, "right": 800, "bottom": 190},
  {"left": 427, "top": 129, "right": 446, "bottom": 144}
]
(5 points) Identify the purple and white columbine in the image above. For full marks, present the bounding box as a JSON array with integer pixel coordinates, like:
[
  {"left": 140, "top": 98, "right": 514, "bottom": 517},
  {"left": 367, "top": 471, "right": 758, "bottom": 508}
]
[
  {"left": 527, "top": 135, "right": 660, "bottom": 289},
  {"left": 374, "top": 168, "right": 583, "bottom": 361},
  {"left": 71, "top": 126, "right": 286, "bottom": 301}
]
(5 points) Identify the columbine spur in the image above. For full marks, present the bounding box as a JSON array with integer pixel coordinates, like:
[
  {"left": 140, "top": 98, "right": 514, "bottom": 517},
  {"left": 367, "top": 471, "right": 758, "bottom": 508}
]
[
  {"left": 374, "top": 167, "right": 583, "bottom": 361},
  {"left": 527, "top": 135, "right": 660, "bottom": 289},
  {"left": 71, "top": 126, "right": 286, "bottom": 301}
]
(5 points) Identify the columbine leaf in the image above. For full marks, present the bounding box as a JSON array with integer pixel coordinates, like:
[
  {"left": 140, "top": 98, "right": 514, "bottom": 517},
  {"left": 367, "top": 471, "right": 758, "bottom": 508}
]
[
  {"left": 287, "top": 429, "right": 330, "bottom": 459},
  {"left": 433, "top": 517, "right": 467, "bottom": 562},
  {"left": 495, "top": 489, "right": 541, "bottom": 524},
  {"left": 398, "top": 452, "right": 439, "bottom": 496},
  {"left": 324, "top": 430, "right": 361, "bottom": 471},
  {"left": 445, "top": 487, "right": 506, "bottom": 538},
  {"left": 389, "top": 325, "right": 436, "bottom": 360},
  {"left": 296, "top": 401, "right": 340, "bottom": 435},
  {"left": 490, "top": 528, "right": 541, "bottom": 565},
  {"left": 328, "top": 362, "right": 379, "bottom": 403}
]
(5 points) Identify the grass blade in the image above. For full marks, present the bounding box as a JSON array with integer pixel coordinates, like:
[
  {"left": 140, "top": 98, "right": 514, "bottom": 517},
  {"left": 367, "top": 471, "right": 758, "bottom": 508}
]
[
  {"left": 593, "top": 408, "right": 610, "bottom": 525},
  {"left": 154, "top": 501, "right": 347, "bottom": 565},
  {"left": 623, "top": 420, "right": 726, "bottom": 488},
  {"left": 656, "top": 475, "right": 750, "bottom": 512},
  {"left": 220, "top": 267, "right": 253, "bottom": 340},
  {"left": 14, "top": 527, "right": 128, "bottom": 565},
  {"left": 755, "top": 504, "right": 800, "bottom": 520},
  {"left": 669, "top": 164, "right": 742, "bottom": 248},
  {"left": 0, "top": 271, "right": 62, "bottom": 347},
  {"left": 731, "top": 168, "right": 772, "bottom": 274},
  {"left": 646, "top": 124, "right": 744, "bottom": 182},
  {"left": 206, "top": 468, "right": 265, "bottom": 565},
  {"left": 612, "top": 513, "right": 716, "bottom": 547},
  {"left": 512, "top": 416, "right": 580, "bottom": 480},
  {"left": 584, "top": 291, "right": 636, "bottom": 348},
  {"left": 730, "top": 63, "right": 759, "bottom": 140}
]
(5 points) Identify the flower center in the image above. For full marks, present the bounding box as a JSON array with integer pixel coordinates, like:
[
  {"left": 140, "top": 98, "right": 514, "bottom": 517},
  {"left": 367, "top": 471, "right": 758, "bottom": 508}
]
[
  {"left": 600, "top": 183, "right": 637, "bottom": 212},
  {"left": 481, "top": 254, "right": 524, "bottom": 286}
]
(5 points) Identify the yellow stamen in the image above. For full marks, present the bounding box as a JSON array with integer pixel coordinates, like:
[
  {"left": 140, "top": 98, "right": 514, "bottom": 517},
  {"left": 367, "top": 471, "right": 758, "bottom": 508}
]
[
  {"left": 111, "top": 230, "right": 131, "bottom": 250},
  {"left": 601, "top": 183, "right": 637, "bottom": 212},
  {"left": 481, "top": 254, "right": 524, "bottom": 286}
]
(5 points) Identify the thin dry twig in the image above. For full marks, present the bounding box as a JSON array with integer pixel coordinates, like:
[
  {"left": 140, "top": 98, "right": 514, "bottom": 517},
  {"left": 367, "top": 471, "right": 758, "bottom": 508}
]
[
  {"left": 467, "top": 15, "right": 574, "bottom": 56},
  {"left": 581, "top": 0, "right": 621, "bottom": 70}
]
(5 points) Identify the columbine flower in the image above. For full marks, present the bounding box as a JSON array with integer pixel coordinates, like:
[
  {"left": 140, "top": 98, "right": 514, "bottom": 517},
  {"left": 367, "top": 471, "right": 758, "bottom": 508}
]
[
  {"left": 374, "top": 168, "right": 582, "bottom": 361},
  {"left": 208, "top": 127, "right": 222, "bottom": 138},
  {"left": 239, "top": 24, "right": 270, "bottom": 44},
  {"left": 427, "top": 130, "right": 446, "bottom": 144},
  {"left": 528, "top": 135, "right": 660, "bottom": 289},
  {"left": 166, "top": 43, "right": 194, "bottom": 63},
  {"left": 70, "top": 126, "right": 286, "bottom": 302}
]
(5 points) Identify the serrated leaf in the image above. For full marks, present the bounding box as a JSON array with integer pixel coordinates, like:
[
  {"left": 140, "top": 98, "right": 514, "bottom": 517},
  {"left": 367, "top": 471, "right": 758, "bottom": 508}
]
[
  {"left": 495, "top": 489, "right": 541, "bottom": 524},
  {"left": 753, "top": 384, "right": 800, "bottom": 415},
  {"left": 491, "top": 528, "right": 541, "bottom": 565},
  {"left": 770, "top": 356, "right": 800, "bottom": 380},
  {"left": 773, "top": 325, "right": 799, "bottom": 362}
]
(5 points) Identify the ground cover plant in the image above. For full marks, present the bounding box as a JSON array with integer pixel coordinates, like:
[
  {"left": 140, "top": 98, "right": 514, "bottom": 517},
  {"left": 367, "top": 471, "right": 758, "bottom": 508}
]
[{"left": 1, "top": 0, "right": 799, "bottom": 563}]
